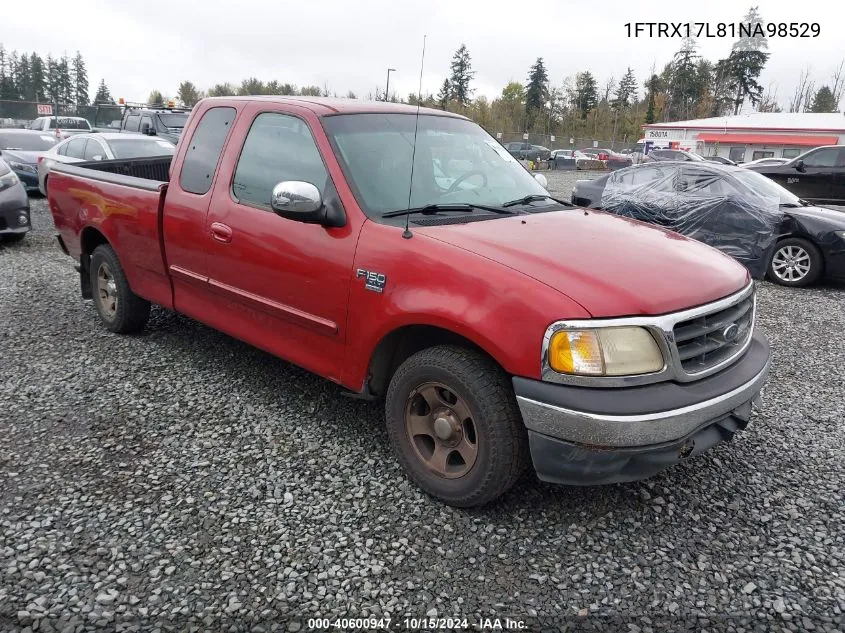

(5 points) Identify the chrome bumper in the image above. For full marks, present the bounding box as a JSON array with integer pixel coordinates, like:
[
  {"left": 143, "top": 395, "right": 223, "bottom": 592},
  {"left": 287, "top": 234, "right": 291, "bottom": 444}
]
[{"left": 515, "top": 332, "right": 771, "bottom": 448}]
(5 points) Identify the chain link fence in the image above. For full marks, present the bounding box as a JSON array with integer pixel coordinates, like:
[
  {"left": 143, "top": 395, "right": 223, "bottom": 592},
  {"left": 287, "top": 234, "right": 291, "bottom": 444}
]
[{"left": 0, "top": 100, "right": 123, "bottom": 129}]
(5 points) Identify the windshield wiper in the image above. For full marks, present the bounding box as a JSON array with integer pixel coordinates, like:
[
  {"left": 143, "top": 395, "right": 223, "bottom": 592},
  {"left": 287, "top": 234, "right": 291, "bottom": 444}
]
[
  {"left": 382, "top": 203, "right": 516, "bottom": 219},
  {"left": 502, "top": 194, "right": 574, "bottom": 208}
]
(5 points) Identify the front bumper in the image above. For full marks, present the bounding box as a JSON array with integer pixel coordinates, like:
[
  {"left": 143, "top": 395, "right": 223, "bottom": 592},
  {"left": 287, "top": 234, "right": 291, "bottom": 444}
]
[
  {"left": 515, "top": 332, "right": 770, "bottom": 485},
  {"left": 0, "top": 184, "right": 30, "bottom": 234}
]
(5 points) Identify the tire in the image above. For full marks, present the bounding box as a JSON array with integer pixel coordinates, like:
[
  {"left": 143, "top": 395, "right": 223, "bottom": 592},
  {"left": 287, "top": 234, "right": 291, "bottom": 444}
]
[
  {"left": 768, "top": 237, "right": 822, "bottom": 287},
  {"left": 89, "top": 244, "right": 151, "bottom": 333},
  {"left": 385, "top": 345, "right": 528, "bottom": 507}
]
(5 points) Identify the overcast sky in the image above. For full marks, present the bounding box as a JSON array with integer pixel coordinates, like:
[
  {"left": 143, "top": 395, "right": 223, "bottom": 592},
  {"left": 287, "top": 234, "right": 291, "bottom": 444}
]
[{"left": 3, "top": 0, "right": 843, "bottom": 110}]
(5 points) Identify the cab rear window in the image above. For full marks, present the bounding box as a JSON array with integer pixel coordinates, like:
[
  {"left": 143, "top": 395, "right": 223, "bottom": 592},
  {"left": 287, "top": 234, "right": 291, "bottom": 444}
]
[{"left": 179, "top": 107, "right": 236, "bottom": 195}]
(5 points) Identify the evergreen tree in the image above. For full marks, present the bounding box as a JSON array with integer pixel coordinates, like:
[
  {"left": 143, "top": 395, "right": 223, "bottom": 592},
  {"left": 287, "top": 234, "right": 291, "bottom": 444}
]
[
  {"left": 810, "top": 86, "right": 838, "bottom": 113},
  {"left": 176, "top": 80, "right": 202, "bottom": 106},
  {"left": 17, "top": 54, "right": 32, "bottom": 101},
  {"left": 30, "top": 53, "right": 46, "bottom": 102},
  {"left": 148, "top": 90, "right": 164, "bottom": 106},
  {"left": 666, "top": 37, "right": 703, "bottom": 120},
  {"left": 613, "top": 67, "right": 637, "bottom": 109},
  {"left": 45, "top": 55, "right": 60, "bottom": 104},
  {"left": 644, "top": 74, "right": 659, "bottom": 124},
  {"left": 725, "top": 6, "right": 769, "bottom": 114},
  {"left": 0, "top": 45, "right": 12, "bottom": 101},
  {"left": 57, "top": 55, "right": 73, "bottom": 108},
  {"left": 72, "top": 52, "right": 88, "bottom": 108},
  {"left": 524, "top": 57, "right": 549, "bottom": 115},
  {"left": 299, "top": 85, "right": 322, "bottom": 96},
  {"left": 437, "top": 78, "right": 451, "bottom": 110},
  {"left": 448, "top": 44, "right": 474, "bottom": 106},
  {"left": 206, "top": 82, "right": 236, "bottom": 97},
  {"left": 92, "top": 79, "right": 114, "bottom": 104},
  {"left": 571, "top": 71, "right": 598, "bottom": 118},
  {"left": 238, "top": 77, "right": 265, "bottom": 95}
]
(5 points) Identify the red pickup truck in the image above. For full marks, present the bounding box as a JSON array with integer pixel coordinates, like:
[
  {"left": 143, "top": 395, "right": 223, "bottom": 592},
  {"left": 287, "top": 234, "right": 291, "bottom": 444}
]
[{"left": 48, "top": 97, "right": 771, "bottom": 507}]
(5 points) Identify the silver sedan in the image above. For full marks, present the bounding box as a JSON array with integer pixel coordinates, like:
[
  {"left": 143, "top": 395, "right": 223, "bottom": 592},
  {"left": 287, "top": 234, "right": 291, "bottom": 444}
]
[{"left": 38, "top": 132, "right": 175, "bottom": 195}]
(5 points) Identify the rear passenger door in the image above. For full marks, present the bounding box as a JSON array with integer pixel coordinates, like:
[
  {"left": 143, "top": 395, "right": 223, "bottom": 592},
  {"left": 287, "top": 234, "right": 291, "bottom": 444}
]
[
  {"left": 791, "top": 147, "right": 839, "bottom": 201},
  {"left": 202, "top": 103, "right": 360, "bottom": 382}
]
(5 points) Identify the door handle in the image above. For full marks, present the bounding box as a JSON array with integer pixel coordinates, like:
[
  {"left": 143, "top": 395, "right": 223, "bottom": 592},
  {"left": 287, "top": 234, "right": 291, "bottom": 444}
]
[{"left": 210, "top": 222, "right": 233, "bottom": 244}]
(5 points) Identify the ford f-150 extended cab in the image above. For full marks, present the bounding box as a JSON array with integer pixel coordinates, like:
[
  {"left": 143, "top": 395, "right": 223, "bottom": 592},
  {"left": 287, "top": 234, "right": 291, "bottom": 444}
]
[{"left": 48, "top": 97, "right": 771, "bottom": 507}]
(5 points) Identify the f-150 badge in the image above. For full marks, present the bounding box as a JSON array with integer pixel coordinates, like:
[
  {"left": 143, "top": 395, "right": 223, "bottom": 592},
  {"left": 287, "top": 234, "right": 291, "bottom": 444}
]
[{"left": 357, "top": 269, "right": 386, "bottom": 293}]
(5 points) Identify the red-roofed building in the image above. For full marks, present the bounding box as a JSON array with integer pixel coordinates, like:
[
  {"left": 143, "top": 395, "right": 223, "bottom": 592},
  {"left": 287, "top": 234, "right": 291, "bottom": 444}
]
[{"left": 640, "top": 112, "right": 845, "bottom": 163}]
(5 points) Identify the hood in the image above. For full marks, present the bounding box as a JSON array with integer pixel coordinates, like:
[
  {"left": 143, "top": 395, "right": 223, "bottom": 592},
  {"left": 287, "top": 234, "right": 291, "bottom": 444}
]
[
  {"left": 790, "top": 204, "right": 845, "bottom": 228},
  {"left": 415, "top": 209, "right": 749, "bottom": 318},
  {"left": 0, "top": 149, "right": 41, "bottom": 165}
]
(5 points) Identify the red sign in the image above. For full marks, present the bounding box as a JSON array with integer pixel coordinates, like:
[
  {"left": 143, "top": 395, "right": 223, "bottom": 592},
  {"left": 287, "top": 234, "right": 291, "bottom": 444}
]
[{"left": 36, "top": 104, "right": 53, "bottom": 115}]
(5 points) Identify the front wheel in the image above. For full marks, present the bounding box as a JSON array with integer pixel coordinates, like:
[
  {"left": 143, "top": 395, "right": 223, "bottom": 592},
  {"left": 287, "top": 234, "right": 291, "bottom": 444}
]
[
  {"left": 90, "top": 244, "right": 151, "bottom": 333},
  {"left": 768, "top": 238, "right": 822, "bottom": 287},
  {"left": 385, "top": 345, "right": 528, "bottom": 507}
]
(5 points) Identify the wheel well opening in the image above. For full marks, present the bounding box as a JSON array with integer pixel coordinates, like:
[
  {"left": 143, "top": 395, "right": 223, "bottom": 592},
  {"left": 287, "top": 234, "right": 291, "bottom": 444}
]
[
  {"left": 367, "top": 325, "right": 493, "bottom": 397},
  {"left": 79, "top": 228, "right": 109, "bottom": 299}
]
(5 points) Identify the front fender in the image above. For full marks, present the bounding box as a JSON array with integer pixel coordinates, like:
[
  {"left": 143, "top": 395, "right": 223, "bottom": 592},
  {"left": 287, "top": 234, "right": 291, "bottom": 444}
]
[{"left": 341, "top": 224, "right": 589, "bottom": 390}]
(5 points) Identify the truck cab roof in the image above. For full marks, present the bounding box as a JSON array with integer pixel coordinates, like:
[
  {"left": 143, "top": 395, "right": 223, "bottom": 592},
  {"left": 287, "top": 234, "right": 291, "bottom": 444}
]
[{"left": 200, "top": 96, "right": 467, "bottom": 118}]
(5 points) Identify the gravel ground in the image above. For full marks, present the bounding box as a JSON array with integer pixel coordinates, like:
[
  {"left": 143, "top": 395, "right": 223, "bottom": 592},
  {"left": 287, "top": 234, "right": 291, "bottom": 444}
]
[{"left": 0, "top": 197, "right": 843, "bottom": 632}]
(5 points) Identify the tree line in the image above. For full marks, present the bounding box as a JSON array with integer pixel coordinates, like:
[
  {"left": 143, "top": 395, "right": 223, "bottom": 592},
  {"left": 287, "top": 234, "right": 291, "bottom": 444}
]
[{"left": 0, "top": 45, "right": 90, "bottom": 109}]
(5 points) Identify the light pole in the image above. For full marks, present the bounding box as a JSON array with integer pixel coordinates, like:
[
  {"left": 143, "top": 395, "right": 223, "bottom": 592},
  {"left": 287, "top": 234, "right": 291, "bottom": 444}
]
[{"left": 385, "top": 68, "right": 396, "bottom": 102}]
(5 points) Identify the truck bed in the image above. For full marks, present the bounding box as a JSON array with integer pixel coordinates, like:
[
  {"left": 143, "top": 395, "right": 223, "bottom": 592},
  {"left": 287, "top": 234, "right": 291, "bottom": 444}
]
[
  {"left": 48, "top": 160, "right": 174, "bottom": 310},
  {"left": 75, "top": 155, "right": 172, "bottom": 182}
]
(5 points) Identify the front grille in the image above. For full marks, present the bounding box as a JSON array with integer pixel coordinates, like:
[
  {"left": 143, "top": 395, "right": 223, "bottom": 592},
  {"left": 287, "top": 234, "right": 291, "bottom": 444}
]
[{"left": 672, "top": 293, "right": 754, "bottom": 374}]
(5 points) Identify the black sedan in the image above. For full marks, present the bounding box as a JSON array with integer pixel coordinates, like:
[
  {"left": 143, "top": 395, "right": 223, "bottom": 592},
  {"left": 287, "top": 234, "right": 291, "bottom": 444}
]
[
  {"left": 0, "top": 158, "right": 30, "bottom": 242},
  {"left": 744, "top": 145, "right": 845, "bottom": 205},
  {"left": 572, "top": 161, "right": 845, "bottom": 287}
]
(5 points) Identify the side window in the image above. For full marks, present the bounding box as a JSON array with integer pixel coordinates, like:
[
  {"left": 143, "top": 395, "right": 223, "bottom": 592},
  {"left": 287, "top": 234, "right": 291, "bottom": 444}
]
[
  {"left": 728, "top": 147, "right": 746, "bottom": 163},
  {"left": 65, "top": 138, "right": 87, "bottom": 159},
  {"left": 232, "top": 112, "right": 329, "bottom": 209},
  {"left": 802, "top": 148, "right": 838, "bottom": 168},
  {"left": 83, "top": 139, "right": 105, "bottom": 161},
  {"left": 179, "top": 106, "right": 236, "bottom": 195},
  {"left": 56, "top": 141, "right": 69, "bottom": 156},
  {"left": 677, "top": 169, "right": 729, "bottom": 195},
  {"left": 124, "top": 115, "right": 141, "bottom": 132}
]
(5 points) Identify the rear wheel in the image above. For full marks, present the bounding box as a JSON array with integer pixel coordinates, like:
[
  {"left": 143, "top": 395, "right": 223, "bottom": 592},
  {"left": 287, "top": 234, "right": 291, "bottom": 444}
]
[
  {"left": 768, "top": 238, "right": 822, "bottom": 287},
  {"left": 89, "top": 244, "right": 151, "bottom": 333},
  {"left": 385, "top": 345, "right": 528, "bottom": 507}
]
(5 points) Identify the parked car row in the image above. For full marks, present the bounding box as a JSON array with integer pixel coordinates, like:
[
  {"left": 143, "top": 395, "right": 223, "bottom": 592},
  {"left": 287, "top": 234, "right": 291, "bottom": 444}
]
[
  {"left": 0, "top": 117, "right": 177, "bottom": 243},
  {"left": 572, "top": 160, "right": 845, "bottom": 287}
]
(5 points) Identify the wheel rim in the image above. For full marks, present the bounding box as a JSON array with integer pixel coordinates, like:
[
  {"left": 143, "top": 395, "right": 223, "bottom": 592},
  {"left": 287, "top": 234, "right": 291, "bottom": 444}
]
[
  {"left": 404, "top": 381, "right": 478, "bottom": 479},
  {"left": 772, "top": 245, "right": 811, "bottom": 282},
  {"left": 96, "top": 262, "right": 118, "bottom": 319}
]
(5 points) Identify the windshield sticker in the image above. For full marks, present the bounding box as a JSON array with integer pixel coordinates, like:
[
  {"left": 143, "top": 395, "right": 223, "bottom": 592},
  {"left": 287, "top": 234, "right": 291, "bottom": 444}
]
[{"left": 485, "top": 140, "right": 516, "bottom": 162}]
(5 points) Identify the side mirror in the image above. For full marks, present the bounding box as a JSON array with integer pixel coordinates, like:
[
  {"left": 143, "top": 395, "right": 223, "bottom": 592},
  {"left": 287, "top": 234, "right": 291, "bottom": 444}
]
[
  {"left": 533, "top": 173, "right": 548, "bottom": 188},
  {"left": 140, "top": 122, "right": 155, "bottom": 135},
  {"left": 271, "top": 181, "right": 344, "bottom": 227},
  {"left": 794, "top": 159, "right": 805, "bottom": 172}
]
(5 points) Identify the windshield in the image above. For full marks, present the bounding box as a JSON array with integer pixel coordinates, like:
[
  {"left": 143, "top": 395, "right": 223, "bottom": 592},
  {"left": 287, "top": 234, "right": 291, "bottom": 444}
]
[
  {"left": 157, "top": 113, "right": 188, "bottom": 129},
  {"left": 106, "top": 137, "right": 175, "bottom": 159},
  {"left": 732, "top": 168, "right": 801, "bottom": 206},
  {"left": 0, "top": 132, "right": 58, "bottom": 150},
  {"left": 322, "top": 113, "right": 547, "bottom": 217},
  {"left": 48, "top": 118, "right": 91, "bottom": 130}
]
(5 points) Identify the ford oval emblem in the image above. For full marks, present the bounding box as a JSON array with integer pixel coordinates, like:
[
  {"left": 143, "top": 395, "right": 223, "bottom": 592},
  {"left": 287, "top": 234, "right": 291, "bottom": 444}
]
[{"left": 722, "top": 323, "right": 740, "bottom": 343}]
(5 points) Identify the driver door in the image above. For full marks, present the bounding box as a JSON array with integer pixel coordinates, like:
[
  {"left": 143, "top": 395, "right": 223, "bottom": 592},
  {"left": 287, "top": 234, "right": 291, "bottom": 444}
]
[{"left": 202, "top": 103, "right": 362, "bottom": 383}]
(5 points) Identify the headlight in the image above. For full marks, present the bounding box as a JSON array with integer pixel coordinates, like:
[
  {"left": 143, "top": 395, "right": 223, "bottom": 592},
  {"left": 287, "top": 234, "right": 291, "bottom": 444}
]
[
  {"left": 835, "top": 231, "right": 845, "bottom": 240},
  {"left": 0, "top": 170, "right": 19, "bottom": 191},
  {"left": 548, "top": 326, "right": 664, "bottom": 376},
  {"left": 8, "top": 161, "right": 36, "bottom": 174}
]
